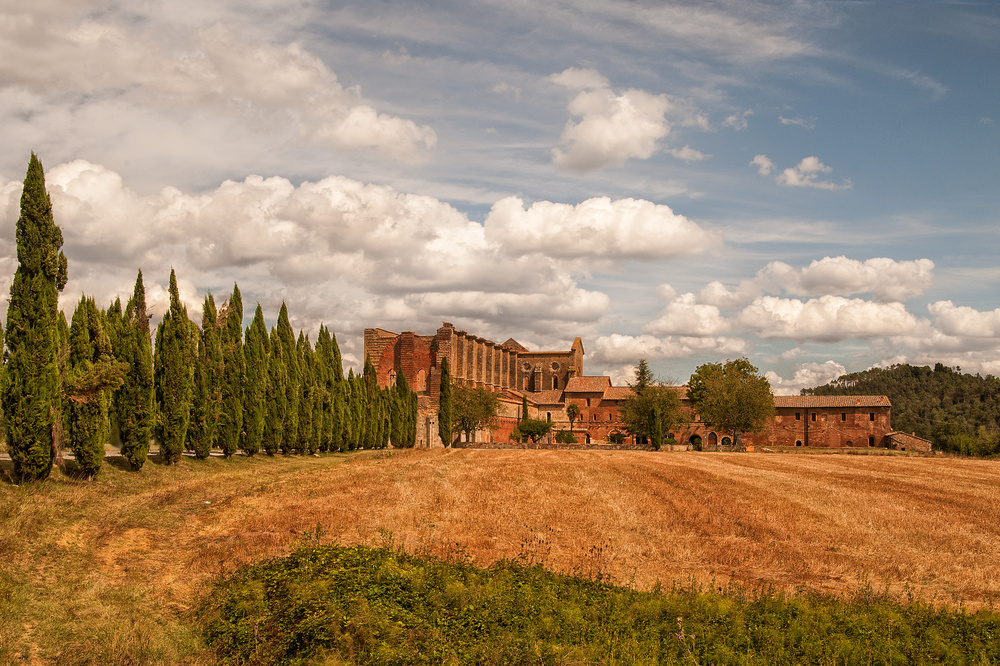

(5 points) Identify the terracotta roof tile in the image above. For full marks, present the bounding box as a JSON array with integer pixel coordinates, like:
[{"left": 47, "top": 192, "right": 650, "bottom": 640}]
[
  {"left": 603, "top": 386, "right": 634, "bottom": 401},
  {"left": 530, "top": 389, "right": 565, "bottom": 405},
  {"left": 565, "top": 376, "right": 611, "bottom": 393},
  {"left": 774, "top": 395, "right": 891, "bottom": 408}
]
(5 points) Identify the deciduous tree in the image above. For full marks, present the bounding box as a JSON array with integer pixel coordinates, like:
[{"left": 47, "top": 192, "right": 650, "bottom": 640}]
[
  {"left": 621, "top": 359, "right": 685, "bottom": 450},
  {"left": 452, "top": 384, "right": 500, "bottom": 444},
  {"left": 688, "top": 358, "right": 775, "bottom": 449}
]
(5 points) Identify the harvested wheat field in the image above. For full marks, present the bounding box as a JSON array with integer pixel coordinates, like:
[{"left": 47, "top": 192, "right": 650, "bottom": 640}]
[
  {"left": 201, "top": 448, "right": 1000, "bottom": 605},
  {"left": 3, "top": 447, "right": 1000, "bottom": 663}
]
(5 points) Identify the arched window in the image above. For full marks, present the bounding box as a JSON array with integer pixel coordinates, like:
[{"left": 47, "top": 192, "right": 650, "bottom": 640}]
[
  {"left": 552, "top": 377, "right": 559, "bottom": 390},
  {"left": 546, "top": 412, "right": 551, "bottom": 422}
]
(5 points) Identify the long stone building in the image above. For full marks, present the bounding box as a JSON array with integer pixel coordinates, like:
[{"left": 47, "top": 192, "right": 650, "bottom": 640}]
[{"left": 364, "top": 322, "right": 930, "bottom": 452}]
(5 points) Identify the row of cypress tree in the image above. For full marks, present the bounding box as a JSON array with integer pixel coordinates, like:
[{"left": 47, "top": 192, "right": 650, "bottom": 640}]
[{"left": 3, "top": 154, "right": 419, "bottom": 482}]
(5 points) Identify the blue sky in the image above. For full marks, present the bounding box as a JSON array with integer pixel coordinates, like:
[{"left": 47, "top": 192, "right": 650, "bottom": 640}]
[{"left": 1, "top": 0, "right": 998, "bottom": 391}]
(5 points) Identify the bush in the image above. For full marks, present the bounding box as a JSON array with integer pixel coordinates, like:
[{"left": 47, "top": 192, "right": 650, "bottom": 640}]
[{"left": 555, "top": 430, "right": 576, "bottom": 444}]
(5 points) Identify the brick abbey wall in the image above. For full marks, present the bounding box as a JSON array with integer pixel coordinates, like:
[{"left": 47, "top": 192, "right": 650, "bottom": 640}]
[{"left": 365, "top": 323, "right": 913, "bottom": 452}]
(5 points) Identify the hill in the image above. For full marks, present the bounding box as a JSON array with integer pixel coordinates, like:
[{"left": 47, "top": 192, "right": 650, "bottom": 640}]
[
  {"left": 803, "top": 363, "right": 1000, "bottom": 456},
  {"left": 4, "top": 448, "right": 1000, "bottom": 663}
]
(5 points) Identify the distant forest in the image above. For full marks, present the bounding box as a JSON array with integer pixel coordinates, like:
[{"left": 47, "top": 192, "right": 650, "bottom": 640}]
[{"left": 803, "top": 363, "right": 1000, "bottom": 457}]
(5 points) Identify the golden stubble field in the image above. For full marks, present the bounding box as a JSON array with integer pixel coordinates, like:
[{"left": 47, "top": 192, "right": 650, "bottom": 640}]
[{"left": 3, "top": 447, "right": 1000, "bottom": 662}]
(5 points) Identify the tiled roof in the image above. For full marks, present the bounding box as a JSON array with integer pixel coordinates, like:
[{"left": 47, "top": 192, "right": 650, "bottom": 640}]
[
  {"left": 603, "top": 386, "right": 634, "bottom": 401},
  {"left": 774, "top": 395, "right": 891, "bottom": 408},
  {"left": 531, "top": 389, "right": 565, "bottom": 405},
  {"left": 565, "top": 376, "right": 611, "bottom": 393}
]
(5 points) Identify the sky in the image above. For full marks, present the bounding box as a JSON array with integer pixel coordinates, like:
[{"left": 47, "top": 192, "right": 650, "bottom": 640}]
[{"left": 1, "top": 0, "right": 999, "bottom": 393}]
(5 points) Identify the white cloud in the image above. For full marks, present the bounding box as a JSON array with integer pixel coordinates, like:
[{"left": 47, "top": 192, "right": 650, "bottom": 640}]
[
  {"left": 548, "top": 67, "right": 609, "bottom": 91},
  {"left": 668, "top": 145, "right": 710, "bottom": 162},
  {"left": 590, "top": 333, "right": 747, "bottom": 365},
  {"left": 550, "top": 68, "right": 707, "bottom": 172},
  {"left": 737, "top": 295, "right": 923, "bottom": 342},
  {"left": 642, "top": 292, "right": 731, "bottom": 336},
  {"left": 484, "top": 196, "right": 722, "bottom": 261},
  {"left": 766, "top": 361, "right": 846, "bottom": 396},
  {"left": 604, "top": 364, "right": 636, "bottom": 387},
  {"left": 750, "top": 154, "right": 774, "bottom": 176},
  {"left": 928, "top": 301, "right": 1000, "bottom": 338},
  {"left": 0, "top": 11, "right": 436, "bottom": 162},
  {"left": 775, "top": 157, "right": 851, "bottom": 190},
  {"left": 723, "top": 110, "right": 753, "bottom": 130},
  {"left": 778, "top": 116, "right": 815, "bottom": 129},
  {"left": 756, "top": 256, "right": 934, "bottom": 302}
]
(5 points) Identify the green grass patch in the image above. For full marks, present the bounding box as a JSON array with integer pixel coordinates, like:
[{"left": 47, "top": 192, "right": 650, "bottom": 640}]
[{"left": 201, "top": 537, "right": 1000, "bottom": 665}]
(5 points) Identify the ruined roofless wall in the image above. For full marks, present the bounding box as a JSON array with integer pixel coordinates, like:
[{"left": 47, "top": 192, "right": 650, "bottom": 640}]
[{"left": 364, "top": 323, "right": 519, "bottom": 397}]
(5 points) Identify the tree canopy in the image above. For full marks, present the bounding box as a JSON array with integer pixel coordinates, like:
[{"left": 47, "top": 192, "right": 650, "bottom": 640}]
[
  {"left": 620, "top": 358, "right": 685, "bottom": 450},
  {"left": 688, "top": 358, "right": 774, "bottom": 448},
  {"left": 452, "top": 384, "right": 500, "bottom": 443}
]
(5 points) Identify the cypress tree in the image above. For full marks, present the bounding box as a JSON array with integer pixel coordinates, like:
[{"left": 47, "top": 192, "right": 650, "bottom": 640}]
[
  {"left": 189, "top": 294, "right": 223, "bottom": 459},
  {"left": 218, "top": 284, "right": 245, "bottom": 457},
  {"left": 393, "top": 370, "right": 414, "bottom": 447},
  {"left": 265, "top": 326, "right": 287, "bottom": 455},
  {"left": 275, "top": 304, "right": 299, "bottom": 454},
  {"left": 117, "top": 270, "right": 155, "bottom": 470},
  {"left": 66, "top": 297, "right": 123, "bottom": 478},
  {"left": 3, "top": 153, "right": 68, "bottom": 481},
  {"left": 362, "top": 355, "right": 378, "bottom": 450},
  {"left": 438, "top": 357, "right": 452, "bottom": 448},
  {"left": 241, "top": 305, "right": 268, "bottom": 456},
  {"left": 154, "top": 269, "right": 197, "bottom": 464},
  {"left": 296, "top": 332, "right": 316, "bottom": 455},
  {"left": 314, "top": 325, "right": 333, "bottom": 452}
]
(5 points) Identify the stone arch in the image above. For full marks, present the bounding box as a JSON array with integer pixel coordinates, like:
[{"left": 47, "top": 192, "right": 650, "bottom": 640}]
[{"left": 707, "top": 432, "right": 718, "bottom": 447}]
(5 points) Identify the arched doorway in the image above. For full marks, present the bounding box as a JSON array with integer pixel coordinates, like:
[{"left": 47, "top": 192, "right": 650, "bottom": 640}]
[
  {"left": 689, "top": 435, "right": 703, "bottom": 451},
  {"left": 707, "top": 432, "right": 718, "bottom": 448}
]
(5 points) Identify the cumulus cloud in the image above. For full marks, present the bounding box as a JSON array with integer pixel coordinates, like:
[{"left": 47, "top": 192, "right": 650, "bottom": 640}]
[
  {"left": 756, "top": 256, "right": 934, "bottom": 302},
  {"left": 928, "top": 301, "right": 1000, "bottom": 338},
  {"left": 484, "top": 196, "right": 722, "bottom": 261},
  {"left": 642, "top": 292, "right": 731, "bottom": 336},
  {"left": 0, "top": 160, "right": 730, "bottom": 347},
  {"left": 750, "top": 154, "right": 774, "bottom": 176},
  {"left": 668, "top": 145, "right": 710, "bottom": 162},
  {"left": 775, "top": 157, "right": 851, "bottom": 190},
  {"left": 737, "top": 296, "right": 923, "bottom": 342},
  {"left": 549, "top": 68, "right": 703, "bottom": 172},
  {"left": 590, "top": 333, "right": 747, "bottom": 365},
  {"left": 766, "top": 360, "right": 846, "bottom": 396},
  {"left": 0, "top": 10, "right": 436, "bottom": 162}
]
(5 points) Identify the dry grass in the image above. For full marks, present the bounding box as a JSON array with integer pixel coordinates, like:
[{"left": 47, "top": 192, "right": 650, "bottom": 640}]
[{"left": 2, "top": 448, "right": 1000, "bottom": 663}]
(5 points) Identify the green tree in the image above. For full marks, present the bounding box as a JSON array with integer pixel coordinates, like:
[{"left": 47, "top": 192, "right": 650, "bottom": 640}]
[
  {"left": 688, "top": 358, "right": 775, "bottom": 449},
  {"left": 154, "top": 269, "right": 197, "bottom": 464},
  {"left": 437, "top": 358, "right": 452, "bottom": 447},
  {"left": 241, "top": 305, "right": 268, "bottom": 456},
  {"left": 566, "top": 402, "right": 580, "bottom": 431},
  {"left": 621, "top": 359, "right": 685, "bottom": 450},
  {"left": 3, "top": 154, "right": 68, "bottom": 481},
  {"left": 218, "top": 284, "right": 245, "bottom": 458},
  {"left": 116, "top": 270, "right": 155, "bottom": 470},
  {"left": 275, "top": 304, "right": 299, "bottom": 455},
  {"left": 518, "top": 417, "right": 553, "bottom": 444},
  {"left": 264, "top": 325, "right": 287, "bottom": 456},
  {"left": 66, "top": 297, "right": 125, "bottom": 478},
  {"left": 189, "top": 294, "right": 224, "bottom": 459},
  {"left": 452, "top": 384, "right": 500, "bottom": 444}
]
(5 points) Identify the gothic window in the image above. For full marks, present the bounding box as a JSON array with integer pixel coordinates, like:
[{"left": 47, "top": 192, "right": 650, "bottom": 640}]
[{"left": 552, "top": 377, "right": 559, "bottom": 390}]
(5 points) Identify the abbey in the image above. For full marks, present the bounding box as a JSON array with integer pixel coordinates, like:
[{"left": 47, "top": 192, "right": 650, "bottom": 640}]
[{"left": 364, "top": 323, "right": 930, "bottom": 453}]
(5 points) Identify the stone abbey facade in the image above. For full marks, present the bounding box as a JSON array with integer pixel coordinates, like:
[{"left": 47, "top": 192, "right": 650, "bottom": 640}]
[{"left": 364, "top": 323, "right": 930, "bottom": 453}]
